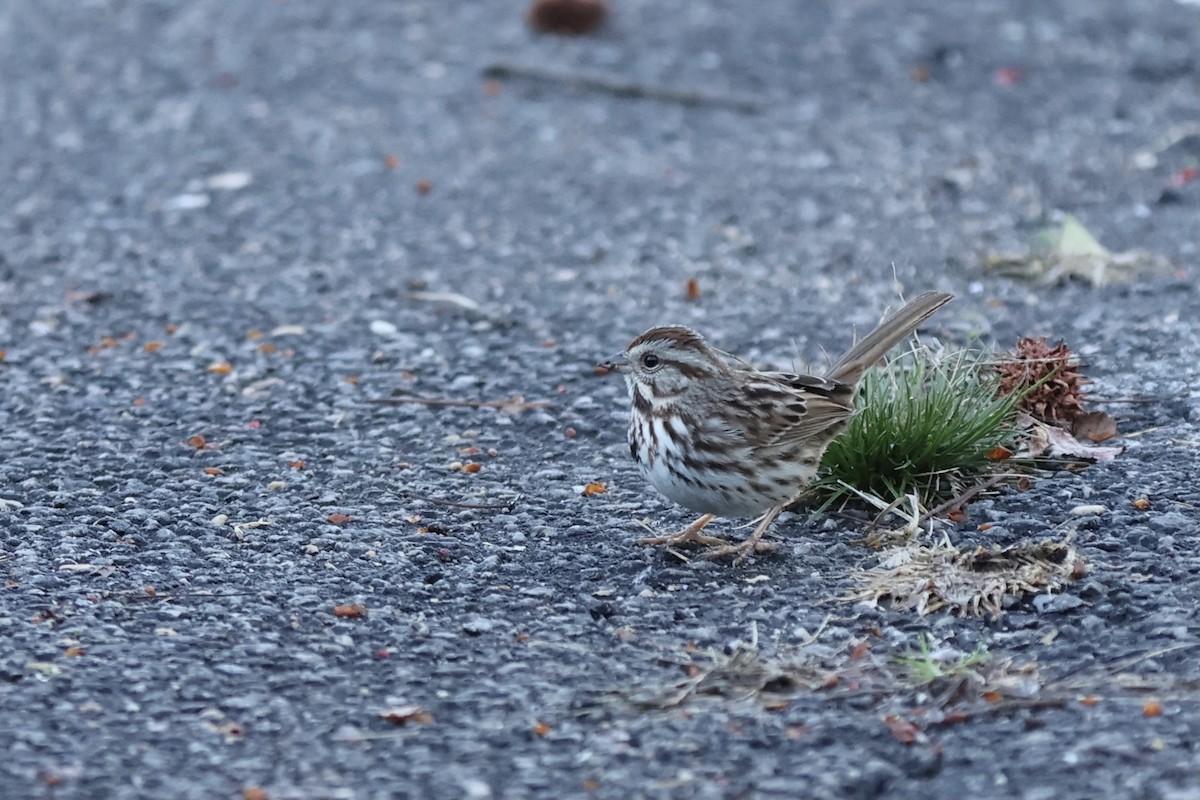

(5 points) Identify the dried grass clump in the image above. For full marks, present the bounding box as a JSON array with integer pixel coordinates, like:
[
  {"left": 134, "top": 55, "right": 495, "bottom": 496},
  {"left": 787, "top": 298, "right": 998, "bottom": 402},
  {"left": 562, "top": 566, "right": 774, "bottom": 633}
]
[{"left": 853, "top": 538, "right": 1082, "bottom": 618}]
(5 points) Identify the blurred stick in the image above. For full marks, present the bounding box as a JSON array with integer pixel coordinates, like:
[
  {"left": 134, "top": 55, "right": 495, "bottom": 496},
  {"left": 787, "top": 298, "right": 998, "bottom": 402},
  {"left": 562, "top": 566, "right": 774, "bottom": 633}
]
[{"left": 483, "top": 62, "right": 762, "bottom": 114}]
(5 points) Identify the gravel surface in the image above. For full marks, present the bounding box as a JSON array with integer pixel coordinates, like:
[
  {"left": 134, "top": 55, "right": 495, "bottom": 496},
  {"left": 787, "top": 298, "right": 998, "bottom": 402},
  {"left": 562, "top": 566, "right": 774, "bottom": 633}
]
[{"left": 2, "top": 1, "right": 1200, "bottom": 798}]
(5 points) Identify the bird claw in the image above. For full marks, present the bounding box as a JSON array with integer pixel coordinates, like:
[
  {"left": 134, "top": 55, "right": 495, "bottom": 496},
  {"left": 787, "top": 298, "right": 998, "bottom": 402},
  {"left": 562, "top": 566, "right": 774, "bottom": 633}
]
[
  {"left": 638, "top": 513, "right": 729, "bottom": 548},
  {"left": 638, "top": 509, "right": 782, "bottom": 563},
  {"left": 638, "top": 530, "right": 732, "bottom": 548},
  {"left": 700, "top": 538, "right": 780, "bottom": 564}
]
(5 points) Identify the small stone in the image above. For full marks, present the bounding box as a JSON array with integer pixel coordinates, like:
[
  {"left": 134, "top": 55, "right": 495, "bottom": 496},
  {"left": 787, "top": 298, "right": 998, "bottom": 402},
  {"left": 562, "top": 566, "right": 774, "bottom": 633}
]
[
  {"left": 1033, "top": 593, "right": 1084, "bottom": 614},
  {"left": 1068, "top": 505, "right": 1107, "bottom": 516},
  {"left": 462, "top": 617, "right": 495, "bottom": 635}
]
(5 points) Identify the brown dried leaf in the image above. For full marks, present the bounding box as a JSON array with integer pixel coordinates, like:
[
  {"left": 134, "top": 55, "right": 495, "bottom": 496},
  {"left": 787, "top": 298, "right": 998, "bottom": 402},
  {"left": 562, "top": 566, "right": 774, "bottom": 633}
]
[
  {"left": 333, "top": 603, "right": 368, "bottom": 618},
  {"left": 327, "top": 513, "right": 354, "bottom": 525},
  {"left": 883, "top": 715, "right": 920, "bottom": 744},
  {"left": 1071, "top": 410, "right": 1118, "bottom": 443},
  {"left": 1021, "top": 416, "right": 1122, "bottom": 463},
  {"left": 527, "top": 0, "right": 608, "bottom": 35},
  {"left": 582, "top": 481, "right": 607, "bottom": 496},
  {"left": 379, "top": 705, "right": 434, "bottom": 725}
]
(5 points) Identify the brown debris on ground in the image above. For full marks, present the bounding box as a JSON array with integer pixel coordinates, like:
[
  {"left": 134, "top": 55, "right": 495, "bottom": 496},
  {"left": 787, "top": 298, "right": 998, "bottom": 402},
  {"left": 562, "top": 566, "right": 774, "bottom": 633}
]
[
  {"left": 996, "top": 337, "right": 1089, "bottom": 424},
  {"left": 853, "top": 538, "right": 1083, "bottom": 618}
]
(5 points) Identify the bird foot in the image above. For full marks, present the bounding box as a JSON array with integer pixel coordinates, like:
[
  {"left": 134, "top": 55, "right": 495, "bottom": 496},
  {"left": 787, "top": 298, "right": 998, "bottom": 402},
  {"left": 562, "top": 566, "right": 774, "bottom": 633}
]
[
  {"left": 638, "top": 514, "right": 729, "bottom": 548},
  {"left": 701, "top": 537, "right": 780, "bottom": 565},
  {"left": 701, "top": 505, "right": 786, "bottom": 564}
]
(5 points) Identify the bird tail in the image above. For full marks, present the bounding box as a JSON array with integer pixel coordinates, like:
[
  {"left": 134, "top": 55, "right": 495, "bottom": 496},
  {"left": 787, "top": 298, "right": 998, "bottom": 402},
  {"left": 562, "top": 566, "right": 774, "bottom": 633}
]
[{"left": 825, "top": 291, "right": 954, "bottom": 386}]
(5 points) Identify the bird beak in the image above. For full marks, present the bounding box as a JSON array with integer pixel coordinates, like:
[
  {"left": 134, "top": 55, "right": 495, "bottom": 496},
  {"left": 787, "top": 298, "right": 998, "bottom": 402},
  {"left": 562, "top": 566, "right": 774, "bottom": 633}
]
[{"left": 596, "top": 351, "right": 630, "bottom": 374}]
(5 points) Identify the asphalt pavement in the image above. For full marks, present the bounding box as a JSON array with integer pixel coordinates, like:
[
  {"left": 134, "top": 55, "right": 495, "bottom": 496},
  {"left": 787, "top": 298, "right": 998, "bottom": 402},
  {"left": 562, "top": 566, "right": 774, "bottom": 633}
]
[{"left": 2, "top": 1, "right": 1200, "bottom": 798}]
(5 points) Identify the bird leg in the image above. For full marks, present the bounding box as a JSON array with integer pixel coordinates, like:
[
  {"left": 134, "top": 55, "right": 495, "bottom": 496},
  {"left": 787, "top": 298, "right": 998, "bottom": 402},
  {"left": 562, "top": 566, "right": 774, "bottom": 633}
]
[
  {"left": 638, "top": 513, "right": 730, "bottom": 548},
  {"left": 702, "top": 505, "right": 784, "bottom": 564}
]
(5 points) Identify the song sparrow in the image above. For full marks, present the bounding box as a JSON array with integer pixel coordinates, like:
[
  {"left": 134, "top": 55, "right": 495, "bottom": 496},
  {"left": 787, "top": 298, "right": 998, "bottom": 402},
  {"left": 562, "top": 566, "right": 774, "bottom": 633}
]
[{"left": 599, "top": 291, "right": 954, "bottom": 562}]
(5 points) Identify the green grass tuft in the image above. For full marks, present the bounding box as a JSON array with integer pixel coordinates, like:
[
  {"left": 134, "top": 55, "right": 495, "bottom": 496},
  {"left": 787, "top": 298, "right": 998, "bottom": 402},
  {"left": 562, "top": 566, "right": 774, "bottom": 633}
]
[
  {"left": 895, "top": 635, "right": 990, "bottom": 686},
  {"left": 815, "top": 347, "right": 1022, "bottom": 510}
]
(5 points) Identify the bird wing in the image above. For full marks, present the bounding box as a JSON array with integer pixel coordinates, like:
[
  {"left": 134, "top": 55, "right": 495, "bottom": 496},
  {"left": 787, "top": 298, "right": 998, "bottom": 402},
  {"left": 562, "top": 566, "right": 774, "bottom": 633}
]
[{"left": 730, "top": 371, "right": 857, "bottom": 450}]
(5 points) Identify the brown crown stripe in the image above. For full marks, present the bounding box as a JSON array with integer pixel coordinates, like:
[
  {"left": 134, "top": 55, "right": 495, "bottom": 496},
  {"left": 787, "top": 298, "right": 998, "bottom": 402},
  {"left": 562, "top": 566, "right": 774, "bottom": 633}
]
[{"left": 627, "top": 326, "right": 707, "bottom": 350}]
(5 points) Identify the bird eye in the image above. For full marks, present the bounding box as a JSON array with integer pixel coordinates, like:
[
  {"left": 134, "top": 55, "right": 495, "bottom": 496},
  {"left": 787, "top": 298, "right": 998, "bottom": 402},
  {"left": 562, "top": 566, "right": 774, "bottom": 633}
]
[{"left": 641, "top": 353, "right": 660, "bottom": 369}]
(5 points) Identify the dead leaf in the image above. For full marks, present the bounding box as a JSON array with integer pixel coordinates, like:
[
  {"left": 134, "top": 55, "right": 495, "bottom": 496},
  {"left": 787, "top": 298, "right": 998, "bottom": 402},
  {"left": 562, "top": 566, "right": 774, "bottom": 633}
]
[
  {"left": 1021, "top": 416, "right": 1123, "bottom": 463},
  {"left": 379, "top": 705, "right": 434, "bottom": 725},
  {"left": 208, "top": 362, "right": 234, "bottom": 375},
  {"left": 685, "top": 277, "right": 701, "bottom": 300},
  {"left": 983, "top": 214, "right": 1172, "bottom": 287},
  {"left": 582, "top": 481, "right": 607, "bottom": 496},
  {"left": 1071, "top": 411, "right": 1118, "bottom": 443},
  {"left": 883, "top": 714, "right": 920, "bottom": 744},
  {"left": 187, "top": 435, "right": 208, "bottom": 449},
  {"left": 527, "top": 0, "right": 609, "bottom": 35},
  {"left": 1143, "top": 698, "right": 1163, "bottom": 717},
  {"left": 333, "top": 604, "right": 368, "bottom": 618},
  {"left": 327, "top": 513, "right": 354, "bottom": 525}
]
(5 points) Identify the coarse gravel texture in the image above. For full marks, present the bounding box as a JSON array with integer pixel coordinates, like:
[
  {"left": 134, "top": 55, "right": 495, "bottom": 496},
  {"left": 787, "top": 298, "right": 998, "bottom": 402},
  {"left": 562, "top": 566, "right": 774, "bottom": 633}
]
[{"left": 2, "top": 1, "right": 1200, "bottom": 799}]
